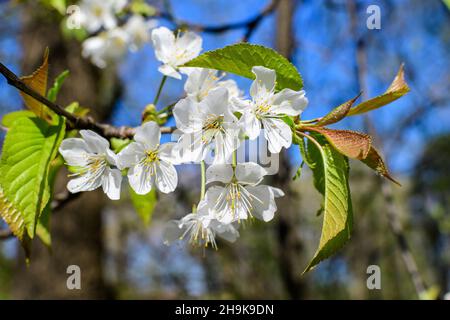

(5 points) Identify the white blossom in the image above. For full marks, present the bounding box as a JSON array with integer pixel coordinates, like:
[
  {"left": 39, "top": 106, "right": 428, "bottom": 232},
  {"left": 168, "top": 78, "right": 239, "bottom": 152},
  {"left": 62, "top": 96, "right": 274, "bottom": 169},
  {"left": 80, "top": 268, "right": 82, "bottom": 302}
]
[
  {"left": 233, "top": 66, "right": 308, "bottom": 153},
  {"left": 173, "top": 87, "right": 240, "bottom": 164},
  {"left": 151, "top": 26, "right": 202, "bottom": 79},
  {"left": 78, "top": 0, "right": 128, "bottom": 33},
  {"left": 124, "top": 15, "right": 156, "bottom": 52},
  {"left": 183, "top": 67, "right": 242, "bottom": 103},
  {"left": 59, "top": 130, "right": 122, "bottom": 200},
  {"left": 205, "top": 162, "right": 284, "bottom": 223},
  {"left": 118, "top": 121, "right": 178, "bottom": 195},
  {"left": 82, "top": 28, "right": 130, "bottom": 68},
  {"left": 163, "top": 200, "right": 239, "bottom": 249}
]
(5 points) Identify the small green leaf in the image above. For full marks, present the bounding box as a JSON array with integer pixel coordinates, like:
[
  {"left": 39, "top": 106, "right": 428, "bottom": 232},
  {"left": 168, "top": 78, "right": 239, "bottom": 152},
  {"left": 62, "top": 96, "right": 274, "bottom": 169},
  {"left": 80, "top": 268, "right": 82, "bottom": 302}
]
[
  {"left": 130, "top": 0, "right": 156, "bottom": 16},
  {"left": 65, "top": 102, "right": 90, "bottom": 117},
  {"left": 47, "top": 70, "right": 69, "bottom": 103},
  {"left": 297, "top": 135, "right": 315, "bottom": 168},
  {"left": 303, "top": 133, "right": 353, "bottom": 273},
  {"left": 129, "top": 187, "right": 157, "bottom": 226},
  {"left": 315, "top": 93, "right": 361, "bottom": 126},
  {"left": 293, "top": 161, "right": 304, "bottom": 181},
  {"left": 183, "top": 43, "right": 303, "bottom": 91},
  {"left": 348, "top": 64, "right": 409, "bottom": 116},
  {"left": 111, "top": 138, "right": 132, "bottom": 153},
  {"left": 361, "top": 146, "right": 400, "bottom": 186},
  {"left": 44, "top": 0, "right": 66, "bottom": 15}
]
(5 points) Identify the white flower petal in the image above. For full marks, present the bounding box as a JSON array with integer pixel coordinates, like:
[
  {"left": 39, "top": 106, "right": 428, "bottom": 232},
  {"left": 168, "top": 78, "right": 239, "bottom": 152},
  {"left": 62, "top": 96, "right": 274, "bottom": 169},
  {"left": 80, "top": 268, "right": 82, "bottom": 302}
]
[
  {"left": 218, "top": 79, "right": 242, "bottom": 100},
  {"left": 246, "top": 185, "right": 277, "bottom": 222},
  {"left": 213, "top": 129, "right": 239, "bottom": 165},
  {"left": 201, "top": 87, "right": 229, "bottom": 116},
  {"left": 206, "top": 164, "right": 233, "bottom": 184},
  {"left": 173, "top": 132, "right": 205, "bottom": 163},
  {"left": 241, "top": 111, "right": 261, "bottom": 140},
  {"left": 128, "top": 162, "right": 154, "bottom": 195},
  {"left": 235, "top": 162, "right": 267, "bottom": 185},
  {"left": 231, "top": 97, "right": 251, "bottom": 112},
  {"left": 158, "top": 64, "right": 181, "bottom": 79},
  {"left": 59, "top": 138, "right": 91, "bottom": 167},
  {"left": 151, "top": 26, "right": 175, "bottom": 63},
  {"left": 176, "top": 31, "right": 202, "bottom": 64},
  {"left": 250, "top": 66, "right": 276, "bottom": 99},
  {"left": 159, "top": 142, "right": 179, "bottom": 164},
  {"left": 270, "top": 186, "right": 285, "bottom": 198},
  {"left": 155, "top": 160, "right": 178, "bottom": 193},
  {"left": 106, "top": 148, "right": 119, "bottom": 167},
  {"left": 102, "top": 167, "right": 122, "bottom": 200},
  {"left": 117, "top": 142, "right": 145, "bottom": 169},
  {"left": 79, "top": 130, "right": 110, "bottom": 154},
  {"left": 262, "top": 118, "right": 292, "bottom": 153},
  {"left": 271, "top": 89, "right": 308, "bottom": 116},
  {"left": 173, "top": 98, "right": 202, "bottom": 133},
  {"left": 135, "top": 121, "right": 161, "bottom": 150},
  {"left": 67, "top": 171, "right": 103, "bottom": 193},
  {"left": 210, "top": 220, "right": 239, "bottom": 242}
]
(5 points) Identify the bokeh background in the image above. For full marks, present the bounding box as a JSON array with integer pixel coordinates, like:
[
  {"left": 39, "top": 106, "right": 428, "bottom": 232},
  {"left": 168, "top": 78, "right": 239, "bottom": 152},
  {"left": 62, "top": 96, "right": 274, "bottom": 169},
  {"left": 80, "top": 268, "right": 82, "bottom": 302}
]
[{"left": 0, "top": 0, "right": 449, "bottom": 299}]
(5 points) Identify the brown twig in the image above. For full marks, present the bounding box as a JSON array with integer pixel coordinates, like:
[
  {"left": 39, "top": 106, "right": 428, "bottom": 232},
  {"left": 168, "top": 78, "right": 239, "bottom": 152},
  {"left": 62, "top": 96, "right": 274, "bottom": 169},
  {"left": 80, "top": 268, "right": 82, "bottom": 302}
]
[
  {"left": 154, "top": 0, "right": 280, "bottom": 41},
  {"left": 0, "top": 228, "right": 13, "bottom": 240},
  {"left": 0, "top": 62, "right": 174, "bottom": 139}
]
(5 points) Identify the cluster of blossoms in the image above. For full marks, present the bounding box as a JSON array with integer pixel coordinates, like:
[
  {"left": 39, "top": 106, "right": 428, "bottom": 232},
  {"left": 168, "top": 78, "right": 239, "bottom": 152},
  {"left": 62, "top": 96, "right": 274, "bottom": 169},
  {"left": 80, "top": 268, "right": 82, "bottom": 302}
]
[
  {"left": 76, "top": 0, "right": 156, "bottom": 68},
  {"left": 60, "top": 23, "right": 308, "bottom": 249}
]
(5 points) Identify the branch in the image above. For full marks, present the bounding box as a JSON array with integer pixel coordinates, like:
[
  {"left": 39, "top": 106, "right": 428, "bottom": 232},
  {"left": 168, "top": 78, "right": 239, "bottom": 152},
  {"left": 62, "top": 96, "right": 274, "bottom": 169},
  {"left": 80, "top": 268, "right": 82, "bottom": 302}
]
[
  {"left": 0, "top": 228, "right": 13, "bottom": 240},
  {"left": 155, "top": 0, "right": 280, "bottom": 41},
  {"left": 0, "top": 62, "right": 174, "bottom": 139}
]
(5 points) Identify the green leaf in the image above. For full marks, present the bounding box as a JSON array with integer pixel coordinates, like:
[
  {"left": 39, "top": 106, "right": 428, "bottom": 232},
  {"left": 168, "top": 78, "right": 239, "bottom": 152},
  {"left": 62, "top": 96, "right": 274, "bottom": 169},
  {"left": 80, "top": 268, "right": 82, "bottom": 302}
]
[
  {"left": 43, "top": 0, "right": 66, "bottom": 15},
  {"left": 303, "top": 133, "right": 353, "bottom": 273},
  {"left": 47, "top": 70, "right": 69, "bottom": 103},
  {"left": 0, "top": 115, "right": 65, "bottom": 240},
  {"left": 297, "top": 135, "right": 315, "bottom": 168},
  {"left": 315, "top": 93, "right": 361, "bottom": 126},
  {"left": 2, "top": 111, "right": 35, "bottom": 128},
  {"left": 111, "top": 138, "right": 132, "bottom": 153},
  {"left": 19, "top": 48, "right": 56, "bottom": 123},
  {"left": 129, "top": 187, "right": 157, "bottom": 226},
  {"left": 293, "top": 161, "right": 304, "bottom": 181},
  {"left": 307, "top": 127, "right": 372, "bottom": 160},
  {"left": 347, "top": 64, "right": 409, "bottom": 116},
  {"left": 361, "top": 146, "right": 400, "bottom": 186},
  {"left": 183, "top": 43, "right": 303, "bottom": 91},
  {"left": 65, "top": 102, "right": 90, "bottom": 117},
  {"left": 130, "top": 0, "right": 156, "bottom": 16},
  {"left": 36, "top": 203, "right": 52, "bottom": 247},
  {"left": 36, "top": 155, "right": 65, "bottom": 247}
]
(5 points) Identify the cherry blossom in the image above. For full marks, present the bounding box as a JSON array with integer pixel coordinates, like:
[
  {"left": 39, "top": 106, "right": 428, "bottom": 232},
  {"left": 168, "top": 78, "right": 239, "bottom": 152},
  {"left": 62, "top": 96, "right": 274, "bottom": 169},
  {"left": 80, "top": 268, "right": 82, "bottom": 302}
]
[
  {"left": 59, "top": 130, "right": 122, "bottom": 200},
  {"left": 118, "top": 121, "right": 178, "bottom": 194},
  {"left": 151, "top": 26, "right": 202, "bottom": 79},
  {"left": 204, "top": 162, "right": 284, "bottom": 223},
  {"left": 233, "top": 66, "right": 308, "bottom": 153}
]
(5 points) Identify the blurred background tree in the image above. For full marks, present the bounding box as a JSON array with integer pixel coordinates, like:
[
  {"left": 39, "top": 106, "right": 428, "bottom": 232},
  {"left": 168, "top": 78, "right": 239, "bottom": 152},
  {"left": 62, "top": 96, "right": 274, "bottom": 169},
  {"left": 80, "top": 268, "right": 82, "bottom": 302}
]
[{"left": 0, "top": 0, "right": 449, "bottom": 299}]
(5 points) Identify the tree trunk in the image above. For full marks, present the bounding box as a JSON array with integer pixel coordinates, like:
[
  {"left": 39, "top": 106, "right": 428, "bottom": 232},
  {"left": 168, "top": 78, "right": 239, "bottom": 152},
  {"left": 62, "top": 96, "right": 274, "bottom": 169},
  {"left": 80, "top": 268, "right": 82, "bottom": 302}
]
[{"left": 12, "top": 3, "right": 120, "bottom": 299}]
